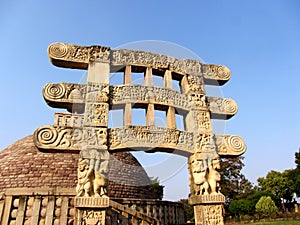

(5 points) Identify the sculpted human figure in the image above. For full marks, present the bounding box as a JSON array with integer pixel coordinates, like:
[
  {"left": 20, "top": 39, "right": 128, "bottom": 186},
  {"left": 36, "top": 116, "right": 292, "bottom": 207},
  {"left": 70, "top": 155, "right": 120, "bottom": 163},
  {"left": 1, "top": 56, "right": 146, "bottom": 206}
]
[
  {"left": 191, "top": 157, "right": 209, "bottom": 195},
  {"left": 76, "top": 158, "right": 93, "bottom": 197},
  {"left": 207, "top": 158, "right": 221, "bottom": 194}
]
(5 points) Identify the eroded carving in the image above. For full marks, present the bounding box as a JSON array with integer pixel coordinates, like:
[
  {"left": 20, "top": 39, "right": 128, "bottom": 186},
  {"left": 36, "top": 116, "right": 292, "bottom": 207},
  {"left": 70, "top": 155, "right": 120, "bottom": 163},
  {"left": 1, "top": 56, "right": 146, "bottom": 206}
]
[
  {"left": 108, "top": 126, "right": 194, "bottom": 154},
  {"left": 193, "top": 204, "right": 224, "bottom": 225},
  {"left": 207, "top": 97, "right": 238, "bottom": 119},
  {"left": 86, "top": 83, "right": 109, "bottom": 103},
  {"left": 76, "top": 153, "right": 109, "bottom": 198},
  {"left": 84, "top": 103, "right": 109, "bottom": 127},
  {"left": 203, "top": 64, "right": 231, "bottom": 85},
  {"left": 110, "top": 85, "right": 201, "bottom": 110},
  {"left": 112, "top": 50, "right": 202, "bottom": 76},
  {"left": 189, "top": 156, "right": 222, "bottom": 196},
  {"left": 185, "top": 74, "right": 205, "bottom": 94},
  {"left": 186, "top": 111, "right": 212, "bottom": 133},
  {"left": 48, "top": 42, "right": 110, "bottom": 68},
  {"left": 34, "top": 126, "right": 107, "bottom": 151},
  {"left": 78, "top": 209, "right": 106, "bottom": 225}
]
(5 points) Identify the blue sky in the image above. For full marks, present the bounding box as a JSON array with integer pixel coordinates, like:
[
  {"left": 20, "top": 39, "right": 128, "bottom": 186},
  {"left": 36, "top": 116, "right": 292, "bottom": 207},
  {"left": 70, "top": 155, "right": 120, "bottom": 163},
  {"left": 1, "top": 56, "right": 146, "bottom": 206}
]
[{"left": 1, "top": 0, "right": 300, "bottom": 200}]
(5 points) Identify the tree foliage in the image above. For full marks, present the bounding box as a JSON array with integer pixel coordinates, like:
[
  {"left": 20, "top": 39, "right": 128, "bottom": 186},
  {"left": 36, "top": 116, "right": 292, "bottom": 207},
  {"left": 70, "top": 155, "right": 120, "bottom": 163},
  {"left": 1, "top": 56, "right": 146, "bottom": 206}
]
[
  {"left": 228, "top": 191, "right": 280, "bottom": 217},
  {"left": 257, "top": 170, "right": 295, "bottom": 203},
  {"left": 150, "top": 177, "right": 164, "bottom": 200},
  {"left": 178, "top": 199, "right": 194, "bottom": 222},
  {"left": 255, "top": 196, "right": 278, "bottom": 218},
  {"left": 220, "top": 156, "right": 254, "bottom": 203}
]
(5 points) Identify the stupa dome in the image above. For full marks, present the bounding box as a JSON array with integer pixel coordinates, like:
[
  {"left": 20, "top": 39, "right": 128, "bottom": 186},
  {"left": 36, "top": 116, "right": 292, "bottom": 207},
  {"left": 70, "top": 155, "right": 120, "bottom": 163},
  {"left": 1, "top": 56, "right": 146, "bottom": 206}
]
[{"left": 0, "top": 135, "right": 158, "bottom": 199}]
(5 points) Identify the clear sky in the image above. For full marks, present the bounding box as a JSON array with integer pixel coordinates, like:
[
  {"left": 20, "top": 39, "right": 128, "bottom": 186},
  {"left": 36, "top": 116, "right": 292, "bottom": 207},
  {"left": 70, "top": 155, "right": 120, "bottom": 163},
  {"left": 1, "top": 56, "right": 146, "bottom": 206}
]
[{"left": 1, "top": 0, "right": 300, "bottom": 201}]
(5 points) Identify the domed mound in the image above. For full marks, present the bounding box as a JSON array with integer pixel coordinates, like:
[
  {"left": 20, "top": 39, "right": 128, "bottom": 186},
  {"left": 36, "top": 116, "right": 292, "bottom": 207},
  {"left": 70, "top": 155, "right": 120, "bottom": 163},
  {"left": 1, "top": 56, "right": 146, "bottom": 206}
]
[{"left": 0, "top": 135, "right": 157, "bottom": 199}]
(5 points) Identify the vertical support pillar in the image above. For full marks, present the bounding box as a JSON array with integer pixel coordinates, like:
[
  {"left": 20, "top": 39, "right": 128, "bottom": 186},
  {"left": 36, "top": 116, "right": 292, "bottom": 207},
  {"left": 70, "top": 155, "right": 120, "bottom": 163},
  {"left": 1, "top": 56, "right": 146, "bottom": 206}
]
[
  {"left": 184, "top": 72, "right": 225, "bottom": 225},
  {"left": 76, "top": 60, "right": 111, "bottom": 225},
  {"left": 164, "top": 70, "right": 172, "bottom": 89},
  {"left": 146, "top": 104, "right": 155, "bottom": 126},
  {"left": 144, "top": 67, "right": 153, "bottom": 86},
  {"left": 166, "top": 107, "right": 176, "bottom": 129},
  {"left": 124, "top": 65, "right": 131, "bottom": 85},
  {"left": 124, "top": 103, "right": 132, "bottom": 126}
]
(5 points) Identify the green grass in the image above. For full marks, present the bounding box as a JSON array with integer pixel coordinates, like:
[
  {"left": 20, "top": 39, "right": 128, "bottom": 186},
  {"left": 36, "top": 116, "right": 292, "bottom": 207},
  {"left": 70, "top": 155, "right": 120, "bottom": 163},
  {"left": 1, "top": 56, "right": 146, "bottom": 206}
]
[{"left": 242, "top": 220, "right": 300, "bottom": 225}]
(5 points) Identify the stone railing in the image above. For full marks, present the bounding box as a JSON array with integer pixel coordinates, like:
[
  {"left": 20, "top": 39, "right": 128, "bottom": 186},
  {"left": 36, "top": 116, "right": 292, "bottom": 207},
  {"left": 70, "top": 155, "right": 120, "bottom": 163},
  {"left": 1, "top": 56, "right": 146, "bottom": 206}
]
[
  {"left": 112, "top": 198, "right": 186, "bottom": 225},
  {"left": 0, "top": 188, "right": 186, "bottom": 225}
]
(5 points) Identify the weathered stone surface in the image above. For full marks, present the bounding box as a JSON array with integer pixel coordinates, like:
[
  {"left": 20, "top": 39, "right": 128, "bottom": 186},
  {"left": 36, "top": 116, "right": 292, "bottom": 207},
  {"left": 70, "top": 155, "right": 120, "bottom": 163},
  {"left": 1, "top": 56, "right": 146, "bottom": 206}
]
[
  {"left": 43, "top": 83, "right": 238, "bottom": 118},
  {"left": 34, "top": 126, "right": 107, "bottom": 152},
  {"left": 48, "top": 42, "right": 110, "bottom": 68},
  {"left": 36, "top": 42, "right": 246, "bottom": 225},
  {"left": 47, "top": 42, "right": 231, "bottom": 85}
]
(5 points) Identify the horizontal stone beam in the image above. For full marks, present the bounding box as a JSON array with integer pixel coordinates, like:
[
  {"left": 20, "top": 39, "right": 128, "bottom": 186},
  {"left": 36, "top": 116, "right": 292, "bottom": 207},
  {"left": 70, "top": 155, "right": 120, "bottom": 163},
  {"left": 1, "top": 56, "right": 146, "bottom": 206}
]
[
  {"left": 43, "top": 83, "right": 238, "bottom": 119},
  {"left": 48, "top": 42, "right": 230, "bottom": 85},
  {"left": 33, "top": 125, "right": 107, "bottom": 153},
  {"left": 34, "top": 124, "right": 246, "bottom": 157}
]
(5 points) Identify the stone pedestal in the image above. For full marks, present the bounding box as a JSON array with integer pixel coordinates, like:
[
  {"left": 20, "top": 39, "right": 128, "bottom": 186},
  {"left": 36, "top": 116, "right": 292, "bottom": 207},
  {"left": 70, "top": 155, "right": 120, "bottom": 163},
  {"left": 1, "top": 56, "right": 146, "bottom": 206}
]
[
  {"left": 189, "top": 194, "right": 225, "bottom": 225},
  {"left": 75, "top": 197, "right": 109, "bottom": 225}
]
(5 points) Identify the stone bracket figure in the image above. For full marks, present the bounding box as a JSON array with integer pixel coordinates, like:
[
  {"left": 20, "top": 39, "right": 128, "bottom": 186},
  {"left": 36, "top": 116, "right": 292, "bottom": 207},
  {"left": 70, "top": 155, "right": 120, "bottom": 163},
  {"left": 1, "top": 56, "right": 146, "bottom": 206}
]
[
  {"left": 190, "top": 155, "right": 221, "bottom": 196},
  {"left": 76, "top": 150, "right": 109, "bottom": 198}
]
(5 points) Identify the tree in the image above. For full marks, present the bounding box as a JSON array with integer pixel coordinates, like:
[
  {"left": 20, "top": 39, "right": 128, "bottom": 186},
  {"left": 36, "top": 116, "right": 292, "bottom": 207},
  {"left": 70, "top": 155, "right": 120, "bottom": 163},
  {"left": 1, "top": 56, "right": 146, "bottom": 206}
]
[
  {"left": 220, "top": 156, "right": 254, "bottom": 204},
  {"left": 295, "top": 149, "right": 300, "bottom": 170},
  {"left": 228, "top": 199, "right": 252, "bottom": 218},
  {"left": 257, "top": 170, "right": 295, "bottom": 204},
  {"left": 178, "top": 199, "right": 194, "bottom": 222},
  {"left": 228, "top": 190, "right": 280, "bottom": 218},
  {"left": 255, "top": 196, "right": 278, "bottom": 218},
  {"left": 150, "top": 177, "right": 164, "bottom": 200}
]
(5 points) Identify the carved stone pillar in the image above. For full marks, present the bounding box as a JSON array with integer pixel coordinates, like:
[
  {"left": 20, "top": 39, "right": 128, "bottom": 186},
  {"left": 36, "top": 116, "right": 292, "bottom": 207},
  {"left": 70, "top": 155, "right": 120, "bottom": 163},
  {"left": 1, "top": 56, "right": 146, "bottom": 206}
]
[
  {"left": 184, "top": 72, "right": 225, "bottom": 225},
  {"left": 75, "top": 61, "right": 110, "bottom": 224}
]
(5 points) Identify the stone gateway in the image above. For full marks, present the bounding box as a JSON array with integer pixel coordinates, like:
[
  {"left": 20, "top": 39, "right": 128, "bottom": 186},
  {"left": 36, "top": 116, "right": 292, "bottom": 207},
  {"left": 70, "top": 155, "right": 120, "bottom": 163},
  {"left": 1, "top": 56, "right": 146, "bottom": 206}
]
[{"left": 0, "top": 42, "right": 246, "bottom": 225}]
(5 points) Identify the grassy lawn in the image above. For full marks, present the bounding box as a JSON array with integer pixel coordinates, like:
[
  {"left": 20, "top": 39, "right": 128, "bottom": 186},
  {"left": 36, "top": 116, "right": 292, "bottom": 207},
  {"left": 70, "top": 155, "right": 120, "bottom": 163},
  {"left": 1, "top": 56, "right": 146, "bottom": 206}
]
[{"left": 242, "top": 220, "right": 300, "bottom": 225}]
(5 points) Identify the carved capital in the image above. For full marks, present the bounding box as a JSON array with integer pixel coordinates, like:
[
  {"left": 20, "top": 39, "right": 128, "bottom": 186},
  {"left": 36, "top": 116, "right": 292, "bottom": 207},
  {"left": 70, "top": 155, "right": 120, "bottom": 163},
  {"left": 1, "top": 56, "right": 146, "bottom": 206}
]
[
  {"left": 75, "top": 197, "right": 109, "bottom": 208},
  {"left": 216, "top": 135, "right": 246, "bottom": 156},
  {"left": 48, "top": 42, "right": 110, "bottom": 69},
  {"left": 189, "top": 194, "right": 225, "bottom": 205}
]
